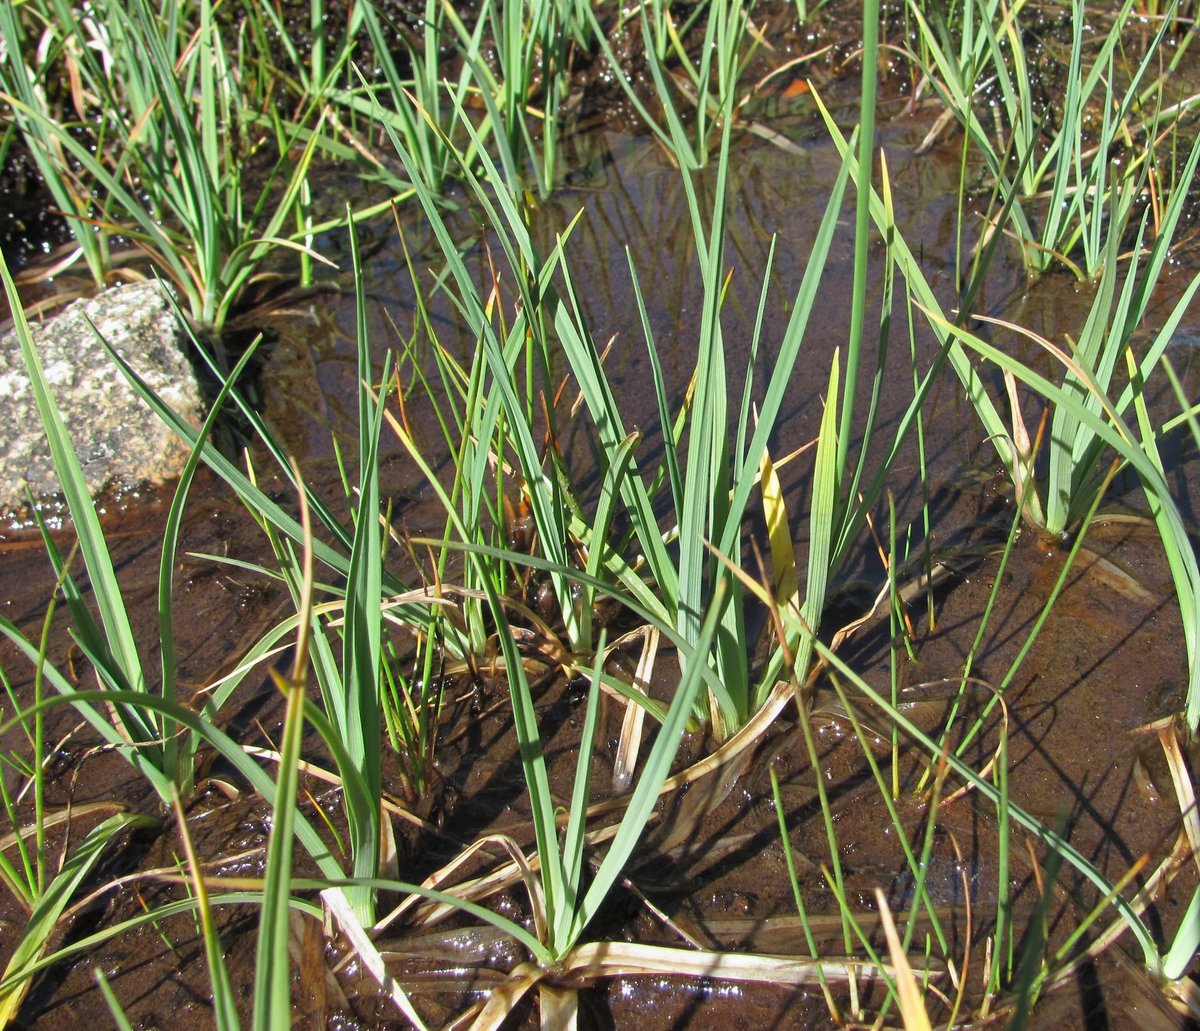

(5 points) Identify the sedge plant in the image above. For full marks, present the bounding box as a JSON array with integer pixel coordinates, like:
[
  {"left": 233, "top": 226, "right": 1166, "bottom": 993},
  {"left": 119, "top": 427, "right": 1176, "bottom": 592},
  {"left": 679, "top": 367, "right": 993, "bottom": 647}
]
[
  {"left": 465, "top": 0, "right": 583, "bottom": 197},
  {"left": 815, "top": 85, "right": 1200, "bottom": 734},
  {"left": 0, "top": 250, "right": 273, "bottom": 801},
  {"left": 245, "top": 219, "right": 392, "bottom": 927},
  {"left": 0, "top": 592, "right": 157, "bottom": 1024},
  {"left": 383, "top": 83, "right": 844, "bottom": 734},
  {"left": 642, "top": 0, "right": 761, "bottom": 165},
  {"left": 383, "top": 0, "right": 958, "bottom": 745},
  {"left": 0, "top": 0, "right": 333, "bottom": 336},
  {"left": 906, "top": 0, "right": 1199, "bottom": 281},
  {"left": 0, "top": 239, "right": 437, "bottom": 1006},
  {"left": 327, "top": 0, "right": 483, "bottom": 196}
]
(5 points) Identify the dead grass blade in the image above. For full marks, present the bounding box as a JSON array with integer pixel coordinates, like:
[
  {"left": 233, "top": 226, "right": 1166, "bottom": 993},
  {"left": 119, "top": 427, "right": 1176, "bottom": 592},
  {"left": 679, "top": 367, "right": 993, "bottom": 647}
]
[
  {"left": 875, "top": 888, "right": 933, "bottom": 1031},
  {"left": 612, "top": 626, "right": 660, "bottom": 793},
  {"left": 322, "top": 887, "right": 428, "bottom": 1030},
  {"left": 374, "top": 833, "right": 544, "bottom": 936},
  {"left": 562, "top": 940, "right": 913, "bottom": 985},
  {"left": 466, "top": 963, "right": 543, "bottom": 1031},
  {"left": 1151, "top": 717, "right": 1200, "bottom": 881}
]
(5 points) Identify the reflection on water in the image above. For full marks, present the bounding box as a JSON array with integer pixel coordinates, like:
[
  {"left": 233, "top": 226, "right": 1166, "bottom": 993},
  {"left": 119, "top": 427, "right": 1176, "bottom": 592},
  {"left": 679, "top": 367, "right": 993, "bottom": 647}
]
[{"left": 270, "top": 114, "right": 1200, "bottom": 551}]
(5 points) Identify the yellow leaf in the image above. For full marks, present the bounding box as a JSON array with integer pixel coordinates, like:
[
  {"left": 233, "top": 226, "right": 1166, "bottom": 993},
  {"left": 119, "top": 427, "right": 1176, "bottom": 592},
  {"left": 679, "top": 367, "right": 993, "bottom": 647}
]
[{"left": 759, "top": 447, "right": 798, "bottom": 613}]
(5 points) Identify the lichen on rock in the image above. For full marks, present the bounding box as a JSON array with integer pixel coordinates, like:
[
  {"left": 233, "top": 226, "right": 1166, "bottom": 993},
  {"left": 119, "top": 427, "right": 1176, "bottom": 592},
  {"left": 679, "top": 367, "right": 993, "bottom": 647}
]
[{"left": 0, "top": 280, "right": 204, "bottom": 515}]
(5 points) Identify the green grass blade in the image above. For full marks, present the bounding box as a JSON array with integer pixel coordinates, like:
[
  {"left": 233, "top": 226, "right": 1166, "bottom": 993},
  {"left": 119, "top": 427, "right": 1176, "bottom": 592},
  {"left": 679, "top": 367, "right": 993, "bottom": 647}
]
[
  {"left": 1, "top": 253, "right": 144, "bottom": 695},
  {"left": 792, "top": 353, "right": 840, "bottom": 683},
  {"left": 553, "top": 258, "right": 678, "bottom": 607},
  {"left": 155, "top": 332, "right": 265, "bottom": 794},
  {"left": 94, "top": 970, "right": 135, "bottom": 1031},
  {"left": 720, "top": 142, "right": 853, "bottom": 561},
  {"left": 341, "top": 219, "right": 388, "bottom": 923},
  {"left": 252, "top": 667, "right": 307, "bottom": 1030},
  {"left": 838, "top": 0, "right": 880, "bottom": 473},
  {"left": 554, "top": 633, "right": 606, "bottom": 948},
  {"left": 1163, "top": 885, "right": 1200, "bottom": 981},
  {"left": 571, "top": 583, "right": 726, "bottom": 946},
  {"left": 0, "top": 812, "right": 157, "bottom": 1024}
]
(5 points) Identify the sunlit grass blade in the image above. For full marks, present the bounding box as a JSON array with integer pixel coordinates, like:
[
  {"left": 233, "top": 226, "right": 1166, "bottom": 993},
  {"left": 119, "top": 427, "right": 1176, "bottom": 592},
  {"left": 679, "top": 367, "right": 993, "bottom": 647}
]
[
  {"left": 1, "top": 252, "right": 140, "bottom": 690},
  {"left": 874, "top": 889, "right": 933, "bottom": 1031},
  {"left": 169, "top": 785, "right": 238, "bottom": 1031},
  {"left": 94, "top": 970, "right": 135, "bottom": 1031},
  {"left": 150, "top": 328, "right": 266, "bottom": 795},
  {"left": 570, "top": 583, "right": 727, "bottom": 947},
  {"left": 578, "top": 436, "right": 640, "bottom": 654},
  {"left": 253, "top": 461, "right": 316, "bottom": 1030},
  {"left": 1163, "top": 886, "right": 1200, "bottom": 981},
  {"left": 1125, "top": 347, "right": 1200, "bottom": 733},
  {"left": 554, "top": 255, "right": 678, "bottom": 614},
  {"left": 769, "top": 766, "right": 837, "bottom": 1017},
  {"left": 837, "top": 0, "right": 880, "bottom": 476},
  {"left": 792, "top": 352, "right": 840, "bottom": 688},
  {"left": 554, "top": 632, "right": 606, "bottom": 947},
  {"left": 340, "top": 218, "right": 389, "bottom": 923},
  {"left": 252, "top": 671, "right": 309, "bottom": 1026}
]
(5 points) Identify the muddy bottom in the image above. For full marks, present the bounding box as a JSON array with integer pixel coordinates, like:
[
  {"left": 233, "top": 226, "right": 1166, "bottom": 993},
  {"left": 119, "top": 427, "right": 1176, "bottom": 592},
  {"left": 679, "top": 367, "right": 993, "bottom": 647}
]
[{"left": 4, "top": 481, "right": 1196, "bottom": 1027}]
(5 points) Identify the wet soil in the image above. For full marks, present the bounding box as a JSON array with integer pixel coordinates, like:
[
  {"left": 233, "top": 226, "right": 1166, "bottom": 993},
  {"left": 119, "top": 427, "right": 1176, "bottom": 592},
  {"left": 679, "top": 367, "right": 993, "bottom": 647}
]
[
  {"left": 3, "top": 5, "right": 1200, "bottom": 1028},
  {"left": 12, "top": 509, "right": 1193, "bottom": 1027}
]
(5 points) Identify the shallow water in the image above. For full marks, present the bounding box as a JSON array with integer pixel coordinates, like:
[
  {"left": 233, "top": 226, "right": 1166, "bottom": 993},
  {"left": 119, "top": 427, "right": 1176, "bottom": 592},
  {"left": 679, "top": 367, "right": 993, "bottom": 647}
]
[{"left": 2, "top": 72, "right": 1200, "bottom": 1027}]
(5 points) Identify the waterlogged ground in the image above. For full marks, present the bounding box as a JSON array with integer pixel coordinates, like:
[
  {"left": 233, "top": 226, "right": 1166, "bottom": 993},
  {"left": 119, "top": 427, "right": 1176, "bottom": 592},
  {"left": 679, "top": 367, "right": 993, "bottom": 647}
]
[{"left": 2, "top": 31, "right": 1200, "bottom": 1029}]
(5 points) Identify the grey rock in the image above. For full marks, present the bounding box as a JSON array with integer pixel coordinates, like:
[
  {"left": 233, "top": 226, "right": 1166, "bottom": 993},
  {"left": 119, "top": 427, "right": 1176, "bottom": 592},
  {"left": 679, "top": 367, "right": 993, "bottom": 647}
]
[{"left": 0, "top": 280, "right": 205, "bottom": 515}]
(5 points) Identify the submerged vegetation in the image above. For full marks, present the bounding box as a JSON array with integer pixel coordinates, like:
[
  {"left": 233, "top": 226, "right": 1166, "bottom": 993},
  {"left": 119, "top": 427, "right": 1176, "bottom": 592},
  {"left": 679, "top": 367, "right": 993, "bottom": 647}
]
[{"left": 0, "top": 0, "right": 1199, "bottom": 1024}]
